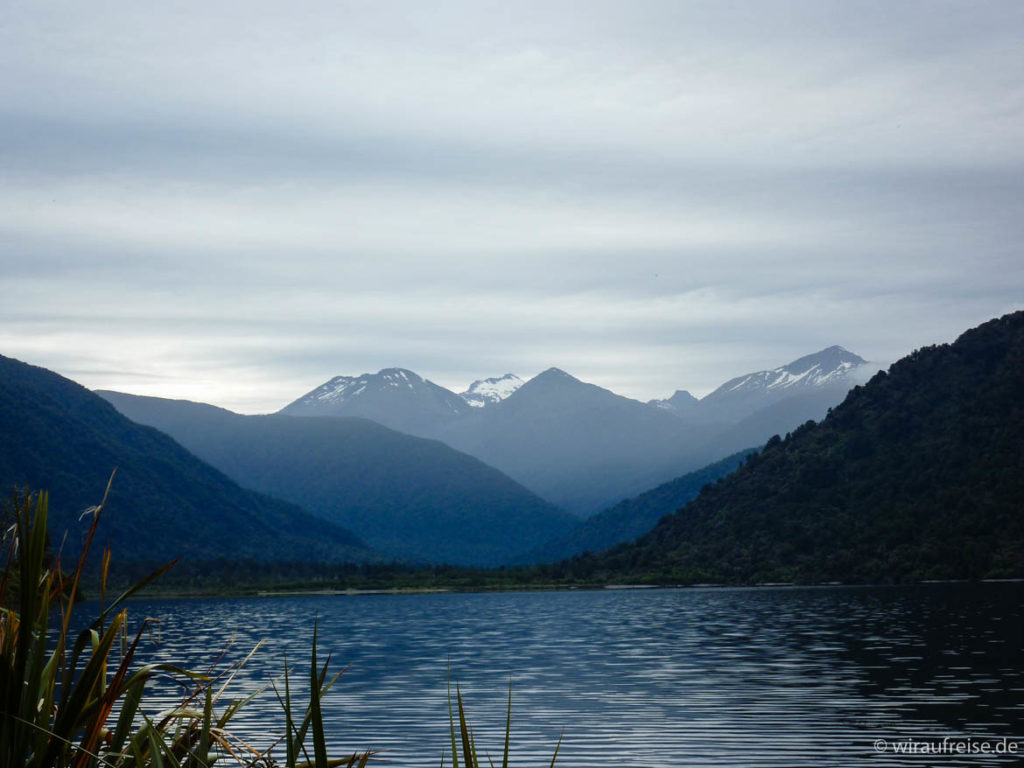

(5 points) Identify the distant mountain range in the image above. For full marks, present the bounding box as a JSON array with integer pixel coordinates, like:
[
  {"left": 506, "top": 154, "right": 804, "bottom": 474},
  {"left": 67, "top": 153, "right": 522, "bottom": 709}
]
[
  {"left": 0, "top": 342, "right": 879, "bottom": 570},
  {"left": 96, "top": 392, "right": 575, "bottom": 566},
  {"left": 651, "top": 346, "right": 869, "bottom": 423},
  {"left": 577, "top": 312, "right": 1024, "bottom": 584},
  {"left": 277, "top": 346, "right": 874, "bottom": 515},
  {"left": 0, "top": 355, "right": 372, "bottom": 564}
]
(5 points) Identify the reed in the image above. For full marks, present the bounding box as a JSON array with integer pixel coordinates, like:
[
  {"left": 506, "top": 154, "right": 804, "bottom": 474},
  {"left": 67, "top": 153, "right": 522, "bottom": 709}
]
[
  {"left": 445, "top": 677, "right": 561, "bottom": 768},
  {"left": 0, "top": 477, "right": 371, "bottom": 768},
  {"left": 1, "top": 476, "right": 560, "bottom": 767}
]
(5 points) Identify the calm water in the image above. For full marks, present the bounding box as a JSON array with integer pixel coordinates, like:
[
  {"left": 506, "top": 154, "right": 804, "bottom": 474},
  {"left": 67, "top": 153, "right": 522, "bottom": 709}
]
[{"left": 87, "top": 584, "right": 1024, "bottom": 766}]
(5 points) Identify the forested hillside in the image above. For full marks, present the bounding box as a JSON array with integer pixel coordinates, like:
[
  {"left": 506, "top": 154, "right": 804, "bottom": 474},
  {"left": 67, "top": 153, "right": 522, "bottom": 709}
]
[
  {"left": 0, "top": 355, "right": 372, "bottom": 563},
  {"left": 580, "top": 312, "right": 1024, "bottom": 584}
]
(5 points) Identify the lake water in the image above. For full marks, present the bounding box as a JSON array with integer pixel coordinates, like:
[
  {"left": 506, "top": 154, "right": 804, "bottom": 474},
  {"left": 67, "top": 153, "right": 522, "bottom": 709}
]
[{"left": 92, "top": 584, "right": 1024, "bottom": 766}]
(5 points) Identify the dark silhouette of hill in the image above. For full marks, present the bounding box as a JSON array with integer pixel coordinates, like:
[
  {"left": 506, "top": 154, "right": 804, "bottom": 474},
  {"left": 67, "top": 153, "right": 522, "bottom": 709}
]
[
  {"left": 578, "top": 312, "right": 1024, "bottom": 584},
  {"left": 0, "top": 355, "right": 371, "bottom": 563},
  {"left": 98, "top": 391, "right": 576, "bottom": 565}
]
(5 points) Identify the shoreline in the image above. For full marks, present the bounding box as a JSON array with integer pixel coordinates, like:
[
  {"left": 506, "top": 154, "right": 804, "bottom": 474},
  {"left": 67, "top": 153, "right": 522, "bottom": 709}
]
[{"left": 102, "top": 577, "right": 1024, "bottom": 602}]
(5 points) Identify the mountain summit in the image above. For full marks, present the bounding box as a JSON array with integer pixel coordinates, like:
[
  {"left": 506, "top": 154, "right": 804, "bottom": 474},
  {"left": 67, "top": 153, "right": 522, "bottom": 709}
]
[
  {"left": 694, "top": 346, "right": 870, "bottom": 424},
  {"left": 460, "top": 373, "right": 523, "bottom": 408},
  {"left": 440, "top": 367, "right": 716, "bottom": 515},
  {"left": 708, "top": 346, "right": 867, "bottom": 397},
  {"left": 280, "top": 367, "right": 471, "bottom": 436},
  {"left": 649, "top": 389, "right": 699, "bottom": 414}
]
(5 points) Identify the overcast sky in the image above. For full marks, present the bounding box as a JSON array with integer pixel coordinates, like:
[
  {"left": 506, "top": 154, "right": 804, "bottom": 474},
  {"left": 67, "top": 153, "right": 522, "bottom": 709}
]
[{"left": 2, "top": 1, "right": 1022, "bottom": 412}]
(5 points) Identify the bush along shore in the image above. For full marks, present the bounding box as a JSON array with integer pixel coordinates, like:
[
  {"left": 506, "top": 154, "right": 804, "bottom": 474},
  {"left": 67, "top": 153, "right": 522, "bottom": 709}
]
[{"left": 1, "top": 478, "right": 560, "bottom": 767}]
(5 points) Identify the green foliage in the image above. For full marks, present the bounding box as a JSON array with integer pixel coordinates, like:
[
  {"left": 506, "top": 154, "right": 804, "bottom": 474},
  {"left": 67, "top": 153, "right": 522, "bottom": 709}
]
[
  {"left": 3, "top": 479, "right": 565, "bottom": 767},
  {"left": 444, "top": 677, "right": 560, "bottom": 768},
  {"left": 0, "top": 479, "right": 373, "bottom": 768}
]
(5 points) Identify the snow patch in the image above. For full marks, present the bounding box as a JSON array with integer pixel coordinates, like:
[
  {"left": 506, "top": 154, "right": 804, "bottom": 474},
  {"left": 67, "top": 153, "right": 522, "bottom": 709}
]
[{"left": 460, "top": 374, "right": 523, "bottom": 407}]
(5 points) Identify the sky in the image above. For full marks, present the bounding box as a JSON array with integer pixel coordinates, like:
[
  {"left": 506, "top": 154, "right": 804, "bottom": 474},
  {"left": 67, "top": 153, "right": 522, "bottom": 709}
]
[{"left": 2, "top": 1, "right": 1022, "bottom": 413}]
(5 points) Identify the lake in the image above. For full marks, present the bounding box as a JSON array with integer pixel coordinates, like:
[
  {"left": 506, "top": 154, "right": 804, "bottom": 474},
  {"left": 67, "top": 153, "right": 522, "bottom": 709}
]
[{"left": 93, "top": 584, "right": 1024, "bottom": 766}]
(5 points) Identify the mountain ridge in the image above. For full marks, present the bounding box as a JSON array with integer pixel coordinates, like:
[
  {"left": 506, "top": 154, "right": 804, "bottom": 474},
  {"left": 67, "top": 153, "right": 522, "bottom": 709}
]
[
  {"left": 272, "top": 348, "right": 871, "bottom": 515},
  {"left": 98, "top": 390, "right": 577, "bottom": 565},
  {"left": 0, "top": 354, "right": 373, "bottom": 564},
  {"left": 651, "top": 346, "right": 872, "bottom": 423}
]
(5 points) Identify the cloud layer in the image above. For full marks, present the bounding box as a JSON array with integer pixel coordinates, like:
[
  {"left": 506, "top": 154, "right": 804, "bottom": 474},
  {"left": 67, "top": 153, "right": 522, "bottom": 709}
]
[{"left": 2, "top": 1, "right": 1022, "bottom": 411}]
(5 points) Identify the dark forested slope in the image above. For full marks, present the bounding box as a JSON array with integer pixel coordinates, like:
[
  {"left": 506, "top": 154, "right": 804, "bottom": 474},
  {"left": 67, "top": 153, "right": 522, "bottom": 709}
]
[
  {"left": 98, "top": 391, "right": 576, "bottom": 566},
  {"left": 585, "top": 312, "right": 1024, "bottom": 584},
  {"left": 0, "top": 355, "right": 371, "bottom": 563}
]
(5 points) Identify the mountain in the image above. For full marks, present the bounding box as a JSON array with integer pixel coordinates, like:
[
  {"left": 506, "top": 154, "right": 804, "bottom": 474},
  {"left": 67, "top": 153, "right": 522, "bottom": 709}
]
[
  {"left": 649, "top": 389, "right": 699, "bottom": 415},
  {"left": 578, "top": 312, "right": 1024, "bottom": 584},
  {"left": 0, "top": 355, "right": 371, "bottom": 564},
  {"left": 439, "top": 368, "right": 720, "bottom": 516},
  {"left": 460, "top": 374, "right": 523, "bottom": 408},
  {"left": 692, "top": 346, "right": 870, "bottom": 424},
  {"left": 274, "top": 348, "right": 873, "bottom": 517},
  {"left": 98, "top": 391, "right": 576, "bottom": 566},
  {"left": 279, "top": 367, "right": 473, "bottom": 437},
  {"left": 517, "top": 448, "right": 755, "bottom": 564},
  {"left": 705, "top": 386, "right": 868, "bottom": 458}
]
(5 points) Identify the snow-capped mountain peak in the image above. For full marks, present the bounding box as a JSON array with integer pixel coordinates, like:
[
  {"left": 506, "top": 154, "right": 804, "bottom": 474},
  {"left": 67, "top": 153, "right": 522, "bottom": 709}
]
[
  {"left": 279, "top": 366, "right": 474, "bottom": 426},
  {"left": 460, "top": 373, "right": 523, "bottom": 408},
  {"left": 710, "top": 346, "right": 868, "bottom": 400},
  {"left": 304, "top": 367, "right": 423, "bottom": 405}
]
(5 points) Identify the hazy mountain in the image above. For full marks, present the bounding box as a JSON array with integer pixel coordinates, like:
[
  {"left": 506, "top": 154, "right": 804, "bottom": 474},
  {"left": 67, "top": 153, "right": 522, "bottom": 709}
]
[
  {"left": 706, "top": 387, "right": 865, "bottom": 458},
  {"left": 272, "top": 347, "right": 874, "bottom": 517},
  {"left": 439, "top": 368, "right": 719, "bottom": 516},
  {"left": 579, "top": 312, "right": 1024, "bottom": 584},
  {"left": 460, "top": 373, "right": 523, "bottom": 408},
  {"left": 0, "top": 355, "right": 371, "bottom": 564},
  {"left": 648, "top": 389, "right": 699, "bottom": 415},
  {"left": 98, "top": 391, "right": 576, "bottom": 566},
  {"left": 517, "top": 448, "right": 755, "bottom": 564},
  {"left": 692, "top": 346, "right": 870, "bottom": 424},
  {"left": 279, "top": 367, "right": 472, "bottom": 437}
]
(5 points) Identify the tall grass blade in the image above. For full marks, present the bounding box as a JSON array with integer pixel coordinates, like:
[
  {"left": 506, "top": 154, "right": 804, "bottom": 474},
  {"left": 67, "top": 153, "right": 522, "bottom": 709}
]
[
  {"left": 447, "top": 669, "right": 460, "bottom": 768},
  {"left": 196, "top": 686, "right": 213, "bottom": 768},
  {"left": 4, "top": 476, "right": 564, "bottom": 768},
  {"left": 309, "top": 620, "right": 330, "bottom": 768},
  {"left": 456, "top": 686, "right": 473, "bottom": 768},
  {"left": 502, "top": 678, "right": 511, "bottom": 768},
  {"left": 548, "top": 732, "right": 563, "bottom": 768}
]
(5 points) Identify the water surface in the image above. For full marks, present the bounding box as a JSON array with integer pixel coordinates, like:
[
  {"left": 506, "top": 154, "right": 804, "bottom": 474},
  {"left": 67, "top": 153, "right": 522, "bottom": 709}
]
[{"left": 94, "top": 584, "right": 1024, "bottom": 766}]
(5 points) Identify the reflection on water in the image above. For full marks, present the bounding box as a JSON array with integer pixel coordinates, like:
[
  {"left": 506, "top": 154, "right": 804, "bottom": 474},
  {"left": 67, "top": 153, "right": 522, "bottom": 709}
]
[{"left": 81, "top": 584, "right": 1024, "bottom": 766}]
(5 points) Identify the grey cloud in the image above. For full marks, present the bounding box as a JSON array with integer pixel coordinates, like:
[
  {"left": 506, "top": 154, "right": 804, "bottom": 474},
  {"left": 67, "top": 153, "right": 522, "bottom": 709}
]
[{"left": 1, "top": 1, "right": 1022, "bottom": 411}]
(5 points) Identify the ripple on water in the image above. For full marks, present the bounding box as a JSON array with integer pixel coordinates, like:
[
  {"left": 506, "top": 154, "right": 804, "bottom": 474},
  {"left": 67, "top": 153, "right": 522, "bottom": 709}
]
[{"left": 74, "top": 584, "right": 1024, "bottom": 767}]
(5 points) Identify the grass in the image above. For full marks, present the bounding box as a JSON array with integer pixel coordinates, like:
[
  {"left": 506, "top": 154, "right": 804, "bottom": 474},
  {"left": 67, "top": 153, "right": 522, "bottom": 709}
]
[
  {"left": 1, "top": 475, "right": 561, "bottom": 767},
  {"left": 445, "top": 677, "right": 561, "bottom": 768}
]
